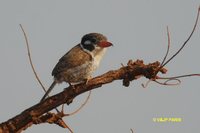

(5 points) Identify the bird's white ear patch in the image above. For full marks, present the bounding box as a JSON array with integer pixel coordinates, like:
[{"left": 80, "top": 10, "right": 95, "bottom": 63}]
[{"left": 84, "top": 40, "right": 92, "bottom": 45}]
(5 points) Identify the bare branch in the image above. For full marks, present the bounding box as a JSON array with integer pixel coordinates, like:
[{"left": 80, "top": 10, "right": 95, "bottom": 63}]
[
  {"left": 0, "top": 60, "right": 165, "bottom": 132},
  {"left": 19, "top": 24, "right": 47, "bottom": 93},
  {"left": 161, "top": 7, "right": 200, "bottom": 67},
  {"left": 152, "top": 7, "right": 200, "bottom": 86},
  {"left": 157, "top": 74, "right": 200, "bottom": 80},
  {"left": 161, "top": 26, "right": 171, "bottom": 66},
  {"left": 66, "top": 91, "right": 91, "bottom": 116}
]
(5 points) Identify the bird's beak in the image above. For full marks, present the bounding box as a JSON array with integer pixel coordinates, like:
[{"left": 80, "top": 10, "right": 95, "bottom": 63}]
[{"left": 97, "top": 41, "right": 113, "bottom": 48}]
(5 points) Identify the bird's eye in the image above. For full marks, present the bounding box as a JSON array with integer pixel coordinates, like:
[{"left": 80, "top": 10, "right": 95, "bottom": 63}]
[{"left": 84, "top": 40, "right": 92, "bottom": 45}]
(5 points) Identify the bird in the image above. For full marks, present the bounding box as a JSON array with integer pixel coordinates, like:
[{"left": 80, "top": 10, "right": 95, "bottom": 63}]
[{"left": 40, "top": 33, "right": 113, "bottom": 102}]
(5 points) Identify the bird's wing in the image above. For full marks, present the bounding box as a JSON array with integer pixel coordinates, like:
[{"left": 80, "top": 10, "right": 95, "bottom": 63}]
[{"left": 52, "top": 44, "right": 92, "bottom": 76}]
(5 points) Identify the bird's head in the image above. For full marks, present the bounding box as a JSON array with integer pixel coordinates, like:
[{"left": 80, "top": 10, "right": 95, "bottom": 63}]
[{"left": 81, "top": 33, "right": 113, "bottom": 52}]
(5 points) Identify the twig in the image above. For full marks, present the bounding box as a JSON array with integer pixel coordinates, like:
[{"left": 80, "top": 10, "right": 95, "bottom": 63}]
[
  {"left": 147, "top": 6, "right": 200, "bottom": 86},
  {"left": 161, "top": 7, "right": 200, "bottom": 67},
  {"left": 154, "top": 78, "right": 181, "bottom": 86},
  {"left": 157, "top": 74, "right": 200, "bottom": 79},
  {"left": 66, "top": 91, "right": 91, "bottom": 116},
  {"left": 160, "top": 26, "right": 171, "bottom": 66},
  {"left": 19, "top": 24, "right": 47, "bottom": 93}
]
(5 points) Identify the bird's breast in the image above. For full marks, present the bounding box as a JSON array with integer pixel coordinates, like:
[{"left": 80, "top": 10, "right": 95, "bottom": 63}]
[
  {"left": 63, "top": 60, "right": 96, "bottom": 84},
  {"left": 93, "top": 48, "right": 107, "bottom": 68}
]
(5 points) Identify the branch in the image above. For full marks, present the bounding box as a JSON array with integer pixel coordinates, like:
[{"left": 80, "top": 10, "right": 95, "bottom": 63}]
[
  {"left": 0, "top": 5, "right": 199, "bottom": 133},
  {"left": 0, "top": 60, "right": 166, "bottom": 132},
  {"left": 19, "top": 24, "right": 47, "bottom": 93}
]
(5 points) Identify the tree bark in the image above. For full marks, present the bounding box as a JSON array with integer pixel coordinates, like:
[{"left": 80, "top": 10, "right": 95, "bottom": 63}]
[{"left": 0, "top": 60, "right": 167, "bottom": 133}]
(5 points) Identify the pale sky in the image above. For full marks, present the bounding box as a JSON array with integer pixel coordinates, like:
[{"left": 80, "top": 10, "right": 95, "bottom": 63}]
[{"left": 0, "top": 0, "right": 200, "bottom": 133}]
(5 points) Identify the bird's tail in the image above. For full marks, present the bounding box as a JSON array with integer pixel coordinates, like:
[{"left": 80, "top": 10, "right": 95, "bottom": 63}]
[{"left": 40, "top": 81, "right": 56, "bottom": 102}]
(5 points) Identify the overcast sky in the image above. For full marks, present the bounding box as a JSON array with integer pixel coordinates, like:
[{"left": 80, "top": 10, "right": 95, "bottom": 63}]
[{"left": 0, "top": 0, "right": 200, "bottom": 133}]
